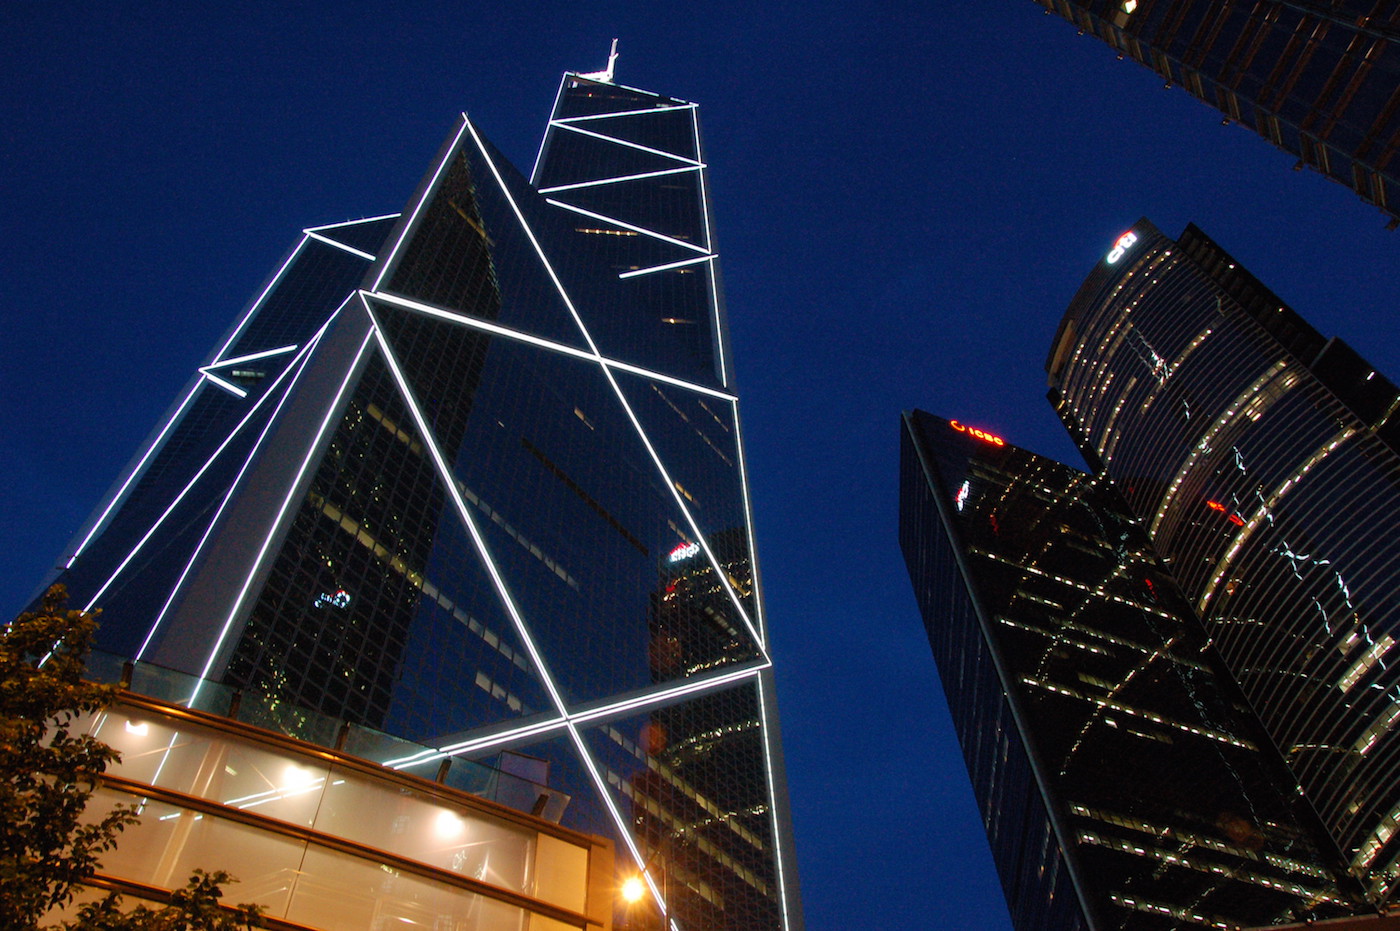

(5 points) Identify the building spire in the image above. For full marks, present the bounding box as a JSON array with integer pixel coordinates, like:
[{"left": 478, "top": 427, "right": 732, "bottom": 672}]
[{"left": 578, "top": 38, "right": 618, "bottom": 83}]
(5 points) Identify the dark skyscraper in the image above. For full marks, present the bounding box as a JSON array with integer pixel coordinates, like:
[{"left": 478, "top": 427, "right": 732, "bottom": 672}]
[
  {"left": 1047, "top": 219, "right": 1400, "bottom": 904},
  {"left": 40, "top": 61, "right": 801, "bottom": 931},
  {"left": 1032, "top": 0, "right": 1400, "bottom": 223},
  {"left": 899, "top": 409, "right": 1359, "bottom": 930}
]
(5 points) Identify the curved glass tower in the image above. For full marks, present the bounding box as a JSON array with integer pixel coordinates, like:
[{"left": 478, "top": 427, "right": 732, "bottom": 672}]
[
  {"left": 1047, "top": 219, "right": 1400, "bottom": 902},
  {"left": 40, "top": 65, "right": 801, "bottom": 931}
]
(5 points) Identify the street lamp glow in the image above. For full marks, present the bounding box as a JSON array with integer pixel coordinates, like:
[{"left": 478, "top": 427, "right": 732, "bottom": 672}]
[{"left": 621, "top": 875, "right": 646, "bottom": 903}]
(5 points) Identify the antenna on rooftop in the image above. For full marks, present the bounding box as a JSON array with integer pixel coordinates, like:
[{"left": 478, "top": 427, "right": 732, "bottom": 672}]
[{"left": 578, "top": 38, "right": 619, "bottom": 83}]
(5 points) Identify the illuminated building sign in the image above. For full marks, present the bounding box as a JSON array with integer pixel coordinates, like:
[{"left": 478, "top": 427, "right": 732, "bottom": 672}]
[
  {"left": 1106, "top": 230, "right": 1139, "bottom": 264},
  {"left": 668, "top": 541, "right": 701, "bottom": 563},
  {"left": 949, "top": 420, "right": 1006, "bottom": 447},
  {"left": 314, "top": 588, "right": 351, "bottom": 609}
]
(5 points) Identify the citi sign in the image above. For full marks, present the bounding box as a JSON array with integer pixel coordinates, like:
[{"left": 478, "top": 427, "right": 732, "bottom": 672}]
[{"left": 1106, "top": 230, "right": 1139, "bottom": 264}]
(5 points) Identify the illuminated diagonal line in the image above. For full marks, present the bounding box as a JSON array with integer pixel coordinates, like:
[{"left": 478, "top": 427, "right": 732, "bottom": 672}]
[
  {"left": 617, "top": 255, "right": 714, "bottom": 279},
  {"left": 208, "top": 344, "right": 300, "bottom": 368},
  {"left": 757, "top": 674, "right": 794, "bottom": 931},
  {"left": 550, "top": 122, "right": 701, "bottom": 166},
  {"left": 305, "top": 231, "right": 376, "bottom": 261},
  {"left": 530, "top": 74, "right": 569, "bottom": 186},
  {"left": 538, "top": 164, "right": 701, "bottom": 195},
  {"left": 365, "top": 289, "right": 737, "bottom": 401},
  {"left": 373, "top": 140, "right": 668, "bottom": 905},
  {"left": 83, "top": 305, "right": 349, "bottom": 614},
  {"left": 135, "top": 321, "right": 331, "bottom": 662},
  {"left": 390, "top": 663, "right": 771, "bottom": 768},
  {"left": 552, "top": 102, "right": 697, "bottom": 123},
  {"left": 709, "top": 259, "right": 727, "bottom": 387},
  {"left": 468, "top": 119, "right": 768, "bottom": 658},
  {"left": 565, "top": 73, "right": 670, "bottom": 101},
  {"left": 731, "top": 400, "right": 767, "bottom": 646},
  {"left": 545, "top": 199, "right": 710, "bottom": 254},
  {"left": 690, "top": 106, "right": 729, "bottom": 386},
  {"left": 194, "top": 307, "right": 376, "bottom": 686},
  {"left": 66, "top": 238, "right": 311, "bottom": 566},
  {"left": 303, "top": 213, "right": 400, "bottom": 233},
  {"left": 690, "top": 108, "right": 714, "bottom": 254},
  {"left": 198, "top": 371, "right": 248, "bottom": 398},
  {"left": 370, "top": 117, "right": 472, "bottom": 292}
]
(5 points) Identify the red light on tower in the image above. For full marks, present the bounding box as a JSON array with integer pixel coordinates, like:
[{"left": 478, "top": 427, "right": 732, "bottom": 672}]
[{"left": 949, "top": 419, "right": 1006, "bottom": 447}]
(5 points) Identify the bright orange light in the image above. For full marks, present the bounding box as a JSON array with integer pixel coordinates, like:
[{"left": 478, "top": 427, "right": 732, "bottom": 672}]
[
  {"left": 949, "top": 419, "right": 1006, "bottom": 447},
  {"left": 621, "top": 876, "right": 646, "bottom": 903}
]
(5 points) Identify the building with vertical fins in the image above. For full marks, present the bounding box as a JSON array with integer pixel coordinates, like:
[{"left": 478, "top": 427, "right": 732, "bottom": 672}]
[
  {"left": 899, "top": 409, "right": 1361, "bottom": 930},
  {"left": 1030, "top": 0, "right": 1400, "bottom": 224},
  {"left": 39, "top": 49, "right": 801, "bottom": 931},
  {"left": 1047, "top": 219, "right": 1400, "bottom": 905}
]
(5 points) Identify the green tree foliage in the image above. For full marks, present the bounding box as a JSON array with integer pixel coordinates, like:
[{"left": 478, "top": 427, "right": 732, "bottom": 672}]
[{"left": 0, "top": 586, "right": 261, "bottom": 930}]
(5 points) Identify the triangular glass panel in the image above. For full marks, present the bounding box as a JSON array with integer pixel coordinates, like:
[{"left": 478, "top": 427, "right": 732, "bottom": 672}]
[
  {"left": 222, "top": 349, "right": 553, "bottom": 742},
  {"left": 535, "top": 127, "right": 695, "bottom": 193},
  {"left": 558, "top": 107, "right": 698, "bottom": 162},
  {"left": 576, "top": 678, "right": 784, "bottom": 931},
  {"left": 380, "top": 140, "right": 591, "bottom": 350},
  {"left": 306, "top": 215, "right": 398, "bottom": 257},
  {"left": 548, "top": 170, "right": 705, "bottom": 248},
  {"left": 554, "top": 78, "right": 683, "bottom": 121},
  {"left": 415, "top": 335, "right": 762, "bottom": 708}
]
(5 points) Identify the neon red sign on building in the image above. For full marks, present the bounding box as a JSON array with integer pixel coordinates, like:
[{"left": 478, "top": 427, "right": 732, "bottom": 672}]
[{"left": 949, "top": 420, "right": 1006, "bottom": 447}]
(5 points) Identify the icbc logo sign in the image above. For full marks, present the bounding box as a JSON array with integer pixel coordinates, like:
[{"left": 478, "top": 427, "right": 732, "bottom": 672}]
[
  {"left": 1106, "top": 230, "right": 1139, "bottom": 264},
  {"left": 949, "top": 420, "right": 1006, "bottom": 446}
]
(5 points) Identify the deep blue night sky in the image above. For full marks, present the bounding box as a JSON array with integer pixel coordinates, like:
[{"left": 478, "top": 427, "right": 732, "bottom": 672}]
[{"left": 3, "top": 4, "right": 1396, "bottom": 928}]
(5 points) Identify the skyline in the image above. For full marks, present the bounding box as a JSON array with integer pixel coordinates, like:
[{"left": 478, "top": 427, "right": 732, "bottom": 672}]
[{"left": 4, "top": 3, "right": 1398, "bottom": 928}]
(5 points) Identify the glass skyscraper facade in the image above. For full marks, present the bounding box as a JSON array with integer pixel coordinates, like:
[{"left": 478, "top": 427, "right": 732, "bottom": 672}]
[
  {"left": 899, "top": 409, "right": 1359, "bottom": 930},
  {"left": 1031, "top": 0, "right": 1400, "bottom": 223},
  {"left": 42, "top": 68, "right": 800, "bottom": 931},
  {"left": 1047, "top": 219, "right": 1400, "bottom": 903}
]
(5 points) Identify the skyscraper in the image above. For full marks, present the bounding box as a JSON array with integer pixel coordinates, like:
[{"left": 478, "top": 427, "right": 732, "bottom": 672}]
[
  {"left": 1047, "top": 219, "right": 1400, "bottom": 903},
  {"left": 40, "top": 61, "right": 801, "bottom": 931},
  {"left": 899, "top": 409, "right": 1360, "bottom": 930},
  {"left": 1031, "top": 0, "right": 1400, "bottom": 223}
]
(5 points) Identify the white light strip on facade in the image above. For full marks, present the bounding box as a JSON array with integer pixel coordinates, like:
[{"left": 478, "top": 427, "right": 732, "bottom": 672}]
[
  {"left": 730, "top": 399, "right": 768, "bottom": 646},
  {"left": 757, "top": 673, "right": 795, "bottom": 931},
  {"left": 197, "top": 371, "right": 249, "bottom": 399},
  {"left": 386, "top": 718, "right": 571, "bottom": 767},
  {"left": 545, "top": 199, "right": 710, "bottom": 254},
  {"left": 709, "top": 259, "right": 728, "bottom": 387},
  {"left": 83, "top": 314, "right": 342, "bottom": 614},
  {"left": 194, "top": 314, "right": 377, "bottom": 685},
  {"left": 530, "top": 74, "right": 570, "bottom": 186},
  {"left": 690, "top": 105, "right": 729, "bottom": 387},
  {"left": 367, "top": 289, "right": 737, "bottom": 402},
  {"left": 304, "top": 213, "right": 401, "bottom": 233},
  {"left": 209, "top": 344, "right": 301, "bottom": 368},
  {"left": 538, "top": 164, "right": 701, "bottom": 195},
  {"left": 136, "top": 323, "right": 330, "bottom": 662},
  {"left": 469, "top": 120, "right": 768, "bottom": 658},
  {"left": 550, "top": 122, "right": 701, "bottom": 166},
  {"left": 67, "top": 237, "right": 312, "bottom": 566},
  {"left": 370, "top": 117, "right": 472, "bottom": 292},
  {"left": 690, "top": 108, "right": 714, "bottom": 254},
  {"left": 617, "top": 254, "right": 714, "bottom": 279},
  {"left": 305, "top": 230, "right": 377, "bottom": 262},
  {"left": 553, "top": 102, "right": 697, "bottom": 124}
]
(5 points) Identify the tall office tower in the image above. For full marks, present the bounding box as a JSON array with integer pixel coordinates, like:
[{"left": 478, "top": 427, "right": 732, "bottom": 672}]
[
  {"left": 1047, "top": 219, "right": 1400, "bottom": 903},
  {"left": 898, "top": 409, "right": 1360, "bottom": 930},
  {"left": 39, "top": 62, "right": 800, "bottom": 931},
  {"left": 1031, "top": 0, "right": 1400, "bottom": 223}
]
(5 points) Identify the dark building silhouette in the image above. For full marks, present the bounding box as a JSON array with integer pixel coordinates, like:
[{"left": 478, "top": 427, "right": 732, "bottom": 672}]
[
  {"left": 1032, "top": 0, "right": 1400, "bottom": 224},
  {"left": 38, "top": 60, "right": 801, "bottom": 931},
  {"left": 1047, "top": 219, "right": 1400, "bottom": 904},
  {"left": 899, "top": 409, "right": 1361, "bottom": 929}
]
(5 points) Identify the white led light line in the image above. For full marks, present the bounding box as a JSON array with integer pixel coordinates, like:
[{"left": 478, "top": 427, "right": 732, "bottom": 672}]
[
  {"left": 617, "top": 255, "right": 714, "bottom": 279},
  {"left": 84, "top": 314, "right": 341, "bottom": 613},
  {"left": 195, "top": 317, "right": 377, "bottom": 684},
  {"left": 530, "top": 75, "right": 570, "bottom": 186},
  {"left": 757, "top": 674, "right": 795, "bottom": 931},
  {"left": 549, "top": 122, "right": 701, "bottom": 165},
  {"left": 135, "top": 322, "right": 332, "bottom": 662},
  {"left": 304, "top": 213, "right": 401, "bottom": 233},
  {"left": 367, "top": 289, "right": 736, "bottom": 402},
  {"left": 731, "top": 400, "right": 768, "bottom": 645},
  {"left": 690, "top": 108, "right": 714, "bottom": 254},
  {"left": 199, "top": 371, "right": 248, "bottom": 399},
  {"left": 469, "top": 118, "right": 768, "bottom": 657},
  {"left": 209, "top": 344, "right": 301, "bottom": 368},
  {"left": 545, "top": 199, "right": 710, "bottom": 254},
  {"left": 538, "top": 164, "right": 701, "bottom": 195},
  {"left": 67, "top": 239, "right": 312, "bottom": 566},
  {"left": 386, "top": 717, "right": 571, "bottom": 768},
  {"left": 371, "top": 118, "right": 472, "bottom": 292},
  {"left": 305, "top": 231, "right": 377, "bottom": 262},
  {"left": 552, "top": 102, "right": 697, "bottom": 123}
]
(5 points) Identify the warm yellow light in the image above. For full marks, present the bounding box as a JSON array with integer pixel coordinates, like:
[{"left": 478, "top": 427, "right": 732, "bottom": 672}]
[
  {"left": 1122, "top": 0, "right": 1138, "bottom": 11},
  {"left": 621, "top": 876, "right": 646, "bottom": 903}
]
